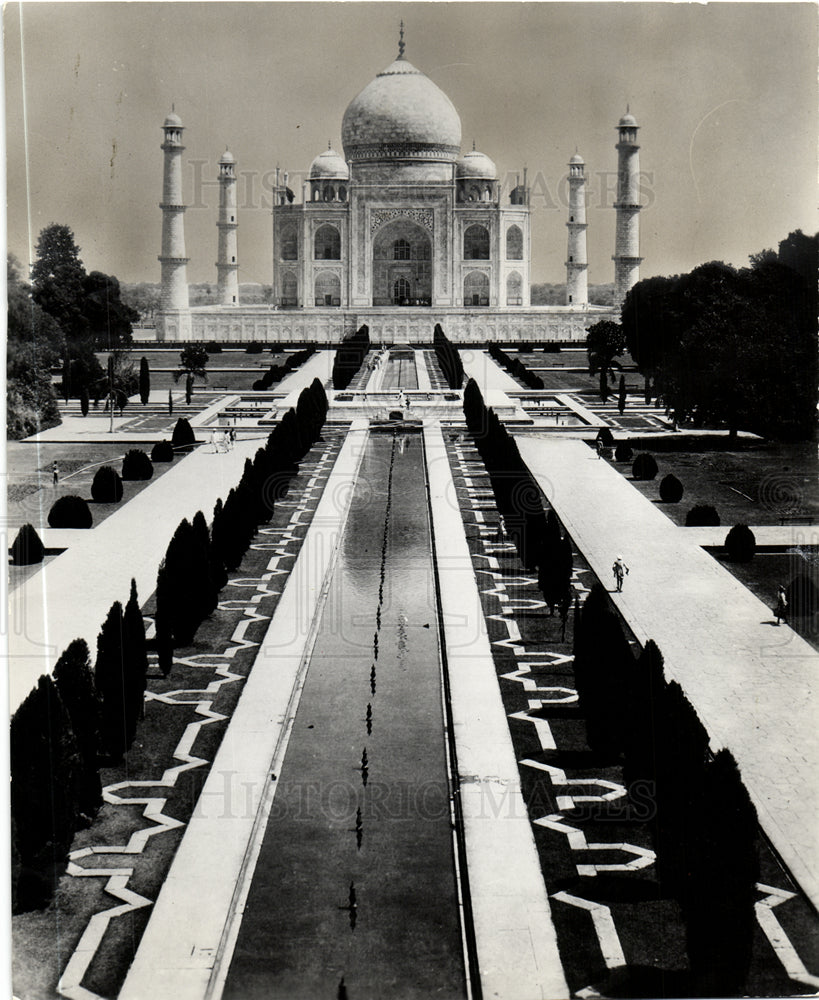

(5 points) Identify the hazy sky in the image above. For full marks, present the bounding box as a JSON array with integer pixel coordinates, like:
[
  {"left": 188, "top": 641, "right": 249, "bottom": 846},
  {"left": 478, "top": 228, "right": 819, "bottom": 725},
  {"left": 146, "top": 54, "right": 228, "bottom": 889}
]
[{"left": 4, "top": 2, "right": 817, "bottom": 286}]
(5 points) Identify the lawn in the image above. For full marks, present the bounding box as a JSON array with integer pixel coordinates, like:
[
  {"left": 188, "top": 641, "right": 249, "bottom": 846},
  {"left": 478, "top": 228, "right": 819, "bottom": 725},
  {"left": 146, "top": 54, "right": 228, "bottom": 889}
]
[{"left": 605, "top": 439, "right": 819, "bottom": 527}]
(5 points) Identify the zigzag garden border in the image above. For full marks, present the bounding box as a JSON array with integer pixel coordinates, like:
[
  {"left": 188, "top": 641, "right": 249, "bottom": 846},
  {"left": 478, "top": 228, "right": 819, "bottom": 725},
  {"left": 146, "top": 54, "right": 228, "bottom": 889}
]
[{"left": 446, "top": 432, "right": 819, "bottom": 998}]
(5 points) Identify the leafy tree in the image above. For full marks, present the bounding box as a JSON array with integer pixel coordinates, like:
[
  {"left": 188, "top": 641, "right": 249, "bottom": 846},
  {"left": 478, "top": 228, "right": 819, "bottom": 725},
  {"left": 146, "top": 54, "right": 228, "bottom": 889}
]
[
  {"left": 617, "top": 374, "right": 627, "bottom": 415},
  {"left": 30, "top": 223, "right": 88, "bottom": 339},
  {"left": 586, "top": 320, "right": 625, "bottom": 401},
  {"left": 81, "top": 271, "right": 138, "bottom": 349},
  {"left": 139, "top": 357, "right": 150, "bottom": 405},
  {"left": 174, "top": 344, "right": 209, "bottom": 385}
]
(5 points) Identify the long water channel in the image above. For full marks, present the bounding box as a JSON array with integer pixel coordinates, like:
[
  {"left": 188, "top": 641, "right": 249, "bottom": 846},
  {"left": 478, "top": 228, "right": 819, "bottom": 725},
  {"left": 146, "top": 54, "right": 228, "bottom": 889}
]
[{"left": 222, "top": 426, "right": 468, "bottom": 998}]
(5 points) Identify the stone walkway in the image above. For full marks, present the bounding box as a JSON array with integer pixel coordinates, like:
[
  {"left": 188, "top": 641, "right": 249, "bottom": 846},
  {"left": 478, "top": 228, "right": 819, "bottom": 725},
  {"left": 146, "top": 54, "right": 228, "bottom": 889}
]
[
  {"left": 515, "top": 436, "right": 819, "bottom": 911},
  {"left": 7, "top": 438, "right": 266, "bottom": 714},
  {"left": 425, "top": 422, "right": 569, "bottom": 1000},
  {"left": 460, "top": 349, "right": 522, "bottom": 393},
  {"left": 119, "top": 423, "right": 369, "bottom": 1000},
  {"left": 276, "top": 350, "right": 334, "bottom": 409}
]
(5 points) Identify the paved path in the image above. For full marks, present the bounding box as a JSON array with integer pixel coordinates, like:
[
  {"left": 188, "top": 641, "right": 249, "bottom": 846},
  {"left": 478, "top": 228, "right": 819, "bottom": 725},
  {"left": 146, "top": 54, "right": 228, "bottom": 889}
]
[
  {"left": 460, "top": 349, "right": 522, "bottom": 393},
  {"left": 425, "top": 422, "right": 569, "bottom": 1000},
  {"left": 277, "top": 349, "right": 333, "bottom": 409},
  {"left": 516, "top": 436, "right": 819, "bottom": 911},
  {"left": 119, "top": 422, "right": 369, "bottom": 1000},
  {"left": 682, "top": 524, "right": 819, "bottom": 547},
  {"left": 7, "top": 438, "right": 266, "bottom": 714}
]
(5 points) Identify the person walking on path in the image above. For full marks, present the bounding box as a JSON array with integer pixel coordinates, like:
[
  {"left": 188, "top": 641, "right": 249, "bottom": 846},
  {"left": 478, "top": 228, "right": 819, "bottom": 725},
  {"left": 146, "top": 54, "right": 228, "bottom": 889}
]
[
  {"left": 775, "top": 585, "right": 788, "bottom": 626},
  {"left": 612, "top": 555, "right": 629, "bottom": 592},
  {"left": 52, "top": 461, "right": 59, "bottom": 487},
  {"left": 595, "top": 439, "right": 603, "bottom": 459}
]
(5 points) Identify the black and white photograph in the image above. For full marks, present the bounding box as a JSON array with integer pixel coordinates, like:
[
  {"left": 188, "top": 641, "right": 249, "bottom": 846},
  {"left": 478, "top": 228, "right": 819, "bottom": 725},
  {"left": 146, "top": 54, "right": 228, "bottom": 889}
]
[{"left": 3, "top": 2, "right": 818, "bottom": 998}]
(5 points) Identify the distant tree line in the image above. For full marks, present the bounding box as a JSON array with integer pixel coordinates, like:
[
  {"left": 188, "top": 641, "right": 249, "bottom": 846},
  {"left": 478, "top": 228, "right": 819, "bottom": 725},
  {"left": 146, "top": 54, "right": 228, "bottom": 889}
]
[
  {"left": 433, "top": 323, "right": 464, "bottom": 389},
  {"left": 332, "top": 324, "right": 371, "bottom": 389},
  {"left": 621, "top": 230, "right": 818, "bottom": 440},
  {"left": 575, "top": 587, "right": 759, "bottom": 995}
]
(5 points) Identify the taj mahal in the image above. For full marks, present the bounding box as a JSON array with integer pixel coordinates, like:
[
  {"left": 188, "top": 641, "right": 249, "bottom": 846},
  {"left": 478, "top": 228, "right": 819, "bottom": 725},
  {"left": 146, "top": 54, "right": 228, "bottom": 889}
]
[{"left": 156, "top": 27, "right": 641, "bottom": 343}]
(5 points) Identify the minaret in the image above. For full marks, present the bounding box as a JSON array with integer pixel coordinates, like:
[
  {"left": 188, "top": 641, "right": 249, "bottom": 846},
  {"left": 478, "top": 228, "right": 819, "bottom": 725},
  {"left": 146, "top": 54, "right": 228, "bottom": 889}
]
[
  {"left": 565, "top": 152, "right": 588, "bottom": 306},
  {"left": 216, "top": 149, "right": 239, "bottom": 305},
  {"left": 613, "top": 108, "right": 643, "bottom": 307},
  {"left": 159, "top": 110, "right": 189, "bottom": 312}
]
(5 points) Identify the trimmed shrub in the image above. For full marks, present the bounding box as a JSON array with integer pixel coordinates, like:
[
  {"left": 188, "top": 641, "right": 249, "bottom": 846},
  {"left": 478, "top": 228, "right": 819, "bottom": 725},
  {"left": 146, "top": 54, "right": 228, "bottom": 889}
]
[
  {"left": 595, "top": 427, "right": 615, "bottom": 448},
  {"left": 632, "top": 452, "right": 658, "bottom": 480},
  {"left": 204, "top": 341, "right": 223, "bottom": 354},
  {"left": 171, "top": 417, "right": 196, "bottom": 451},
  {"left": 151, "top": 439, "right": 174, "bottom": 463},
  {"left": 48, "top": 495, "right": 92, "bottom": 529},
  {"left": 245, "top": 342, "right": 263, "bottom": 354},
  {"left": 725, "top": 524, "right": 756, "bottom": 562},
  {"left": 614, "top": 442, "right": 634, "bottom": 463},
  {"left": 785, "top": 572, "right": 819, "bottom": 617},
  {"left": 122, "top": 449, "right": 153, "bottom": 481},
  {"left": 11, "top": 523, "right": 45, "bottom": 565},
  {"left": 686, "top": 504, "right": 720, "bottom": 527},
  {"left": 139, "top": 357, "right": 150, "bottom": 405},
  {"left": 91, "top": 465, "right": 124, "bottom": 503},
  {"left": 79, "top": 387, "right": 90, "bottom": 417},
  {"left": 659, "top": 473, "right": 684, "bottom": 503}
]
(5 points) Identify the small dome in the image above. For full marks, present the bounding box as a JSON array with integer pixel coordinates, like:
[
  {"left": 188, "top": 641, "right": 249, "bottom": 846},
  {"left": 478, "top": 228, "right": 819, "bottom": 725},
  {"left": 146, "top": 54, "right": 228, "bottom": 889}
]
[
  {"left": 618, "top": 112, "right": 638, "bottom": 127},
  {"left": 569, "top": 152, "right": 585, "bottom": 165},
  {"left": 310, "top": 147, "right": 350, "bottom": 180},
  {"left": 219, "top": 149, "right": 235, "bottom": 164},
  {"left": 456, "top": 149, "right": 498, "bottom": 180},
  {"left": 342, "top": 58, "right": 461, "bottom": 163},
  {"left": 164, "top": 112, "right": 183, "bottom": 128}
]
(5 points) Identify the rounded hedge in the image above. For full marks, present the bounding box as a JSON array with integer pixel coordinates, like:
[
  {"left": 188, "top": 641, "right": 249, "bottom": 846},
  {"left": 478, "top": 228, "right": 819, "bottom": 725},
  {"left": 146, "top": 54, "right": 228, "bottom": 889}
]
[
  {"left": 204, "top": 341, "right": 222, "bottom": 354},
  {"left": 171, "top": 417, "right": 196, "bottom": 451},
  {"left": 785, "top": 573, "right": 819, "bottom": 617},
  {"left": 659, "top": 473, "right": 684, "bottom": 503},
  {"left": 151, "top": 440, "right": 174, "bottom": 463},
  {"left": 614, "top": 442, "right": 634, "bottom": 463},
  {"left": 122, "top": 449, "right": 154, "bottom": 481},
  {"left": 596, "top": 427, "right": 615, "bottom": 447},
  {"left": 245, "top": 342, "right": 263, "bottom": 354},
  {"left": 11, "top": 523, "right": 44, "bottom": 564},
  {"left": 725, "top": 524, "right": 756, "bottom": 562},
  {"left": 686, "top": 504, "right": 721, "bottom": 527},
  {"left": 632, "top": 453, "right": 658, "bottom": 481},
  {"left": 91, "top": 465, "right": 123, "bottom": 503},
  {"left": 48, "top": 495, "right": 92, "bottom": 529}
]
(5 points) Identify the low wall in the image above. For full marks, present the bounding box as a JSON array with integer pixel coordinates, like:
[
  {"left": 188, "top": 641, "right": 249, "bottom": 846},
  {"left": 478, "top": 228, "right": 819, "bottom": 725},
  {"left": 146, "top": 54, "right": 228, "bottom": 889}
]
[{"left": 156, "top": 305, "right": 616, "bottom": 344}]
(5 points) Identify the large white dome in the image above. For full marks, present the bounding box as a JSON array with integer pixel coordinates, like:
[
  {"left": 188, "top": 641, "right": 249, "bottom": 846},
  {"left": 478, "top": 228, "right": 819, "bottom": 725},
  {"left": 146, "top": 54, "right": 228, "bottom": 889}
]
[{"left": 341, "top": 58, "right": 462, "bottom": 163}]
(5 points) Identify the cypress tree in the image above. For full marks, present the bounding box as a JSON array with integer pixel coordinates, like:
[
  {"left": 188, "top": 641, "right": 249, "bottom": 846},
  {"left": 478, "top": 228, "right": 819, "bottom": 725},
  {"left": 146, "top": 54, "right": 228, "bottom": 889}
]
[
  {"left": 53, "top": 638, "right": 102, "bottom": 817},
  {"left": 80, "top": 386, "right": 90, "bottom": 416},
  {"left": 10, "top": 676, "right": 82, "bottom": 911},
  {"left": 191, "top": 511, "right": 218, "bottom": 617},
  {"left": 95, "top": 601, "right": 129, "bottom": 760},
  {"left": 139, "top": 356, "right": 150, "bottom": 405},
  {"left": 618, "top": 374, "right": 626, "bottom": 414},
  {"left": 168, "top": 388, "right": 174, "bottom": 415},
  {"left": 11, "top": 523, "right": 45, "bottom": 565},
  {"left": 123, "top": 579, "right": 148, "bottom": 731}
]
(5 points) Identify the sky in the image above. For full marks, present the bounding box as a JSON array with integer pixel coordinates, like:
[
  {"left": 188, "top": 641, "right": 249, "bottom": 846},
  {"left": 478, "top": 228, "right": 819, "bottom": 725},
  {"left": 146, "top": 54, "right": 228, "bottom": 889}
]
[{"left": 4, "top": 1, "right": 818, "bottom": 287}]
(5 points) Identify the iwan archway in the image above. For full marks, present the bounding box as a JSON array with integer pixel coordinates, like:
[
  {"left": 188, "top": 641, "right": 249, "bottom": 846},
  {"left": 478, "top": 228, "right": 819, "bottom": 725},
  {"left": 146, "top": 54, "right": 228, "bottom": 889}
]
[{"left": 372, "top": 219, "right": 432, "bottom": 306}]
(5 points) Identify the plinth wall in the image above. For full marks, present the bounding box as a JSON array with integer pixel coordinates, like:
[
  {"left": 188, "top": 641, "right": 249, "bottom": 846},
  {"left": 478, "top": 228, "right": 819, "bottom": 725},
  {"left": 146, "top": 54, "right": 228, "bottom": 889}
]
[{"left": 156, "top": 305, "right": 616, "bottom": 344}]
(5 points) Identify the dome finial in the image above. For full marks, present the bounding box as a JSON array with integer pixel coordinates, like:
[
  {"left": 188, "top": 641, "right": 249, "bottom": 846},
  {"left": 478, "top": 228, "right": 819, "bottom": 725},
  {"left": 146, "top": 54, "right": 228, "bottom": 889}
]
[
  {"left": 472, "top": 139, "right": 476, "bottom": 152},
  {"left": 398, "top": 20, "right": 405, "bottom": 59},
  {"left": 328, "top": 139, "right": 332, "bottom": 150}
]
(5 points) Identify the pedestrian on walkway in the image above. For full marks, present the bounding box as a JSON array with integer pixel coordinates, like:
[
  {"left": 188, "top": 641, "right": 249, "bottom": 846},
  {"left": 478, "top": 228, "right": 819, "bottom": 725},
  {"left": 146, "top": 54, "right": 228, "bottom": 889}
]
[
  {"left": 52, "top": 461, "right": 59, "bottom": 487},
  {"left": 595, "top": 439, "right": 603, "bottom": 459},
  {"left": 211, "top": 428, "right": 217, "bottom": 453},
  {"left": 612, "top": 556, "right": 629, "bottom": 592},
  {"left": 775, "top": 585, "right": 788, "bottom": 626},
  {"left": 228, "top": 427, "right": 235, "bottom": 450}
]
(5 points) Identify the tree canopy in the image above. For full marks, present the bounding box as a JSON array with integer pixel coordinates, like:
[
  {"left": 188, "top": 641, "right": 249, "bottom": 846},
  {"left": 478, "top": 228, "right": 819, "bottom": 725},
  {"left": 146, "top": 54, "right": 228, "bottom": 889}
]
[
  {"left": 621, "top": 231, "right": 818, "bottom": 440},
  {"left": 174, "top": 344, "right": 209, "bottom": 383}
]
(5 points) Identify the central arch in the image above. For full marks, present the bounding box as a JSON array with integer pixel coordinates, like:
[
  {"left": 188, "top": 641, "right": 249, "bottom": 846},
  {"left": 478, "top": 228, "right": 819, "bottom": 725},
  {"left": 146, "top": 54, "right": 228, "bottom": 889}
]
[{"left": 372, "top": 219, "right": 432, "bottom": 306}]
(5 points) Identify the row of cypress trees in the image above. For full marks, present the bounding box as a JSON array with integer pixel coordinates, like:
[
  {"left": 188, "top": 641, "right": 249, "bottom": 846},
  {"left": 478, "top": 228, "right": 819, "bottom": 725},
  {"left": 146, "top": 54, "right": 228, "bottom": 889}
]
[
  {"left": 464, "top": 378, "right": 553, "bottom": 570},
  {"left": 10, "top": 580, "right": 148, "bottom": 912},
  {"left": 252, "top": 347, "right": 316, "bottom": 391},
  {"left": 332, "top": 324, "right": 370, "bottom": 389},
  {"left": 488, "top": 343, "right": 545, "bottom": 389},
  {"left": 433, "top": 323, "right": 464, "bottom": 389},
  {"left": 155, "top": 377, "right": 329, "bottom": 672},
  {"left": 574, "top": 587, "right": 759, "bottom": 995}
]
